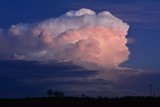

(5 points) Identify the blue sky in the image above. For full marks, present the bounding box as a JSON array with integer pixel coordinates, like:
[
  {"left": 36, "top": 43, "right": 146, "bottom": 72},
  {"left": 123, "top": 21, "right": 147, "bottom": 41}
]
[{"left": 0, "top": 0, "right": 160, "bottom": 97}]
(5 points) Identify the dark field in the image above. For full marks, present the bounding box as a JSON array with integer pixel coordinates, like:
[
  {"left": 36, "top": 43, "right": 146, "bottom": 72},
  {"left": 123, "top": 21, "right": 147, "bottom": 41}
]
[{"left": 1, "top": 96, "right": 160, "bottom": 107}]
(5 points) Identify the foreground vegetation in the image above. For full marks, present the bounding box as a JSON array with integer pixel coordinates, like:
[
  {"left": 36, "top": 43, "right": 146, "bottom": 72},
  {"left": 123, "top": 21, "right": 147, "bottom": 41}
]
[
  {"left": 1, "top": 96, "right": 160, "bottom": 106},
  {"left": 1, "top": 89, "right": 160, "bottom": 106}
]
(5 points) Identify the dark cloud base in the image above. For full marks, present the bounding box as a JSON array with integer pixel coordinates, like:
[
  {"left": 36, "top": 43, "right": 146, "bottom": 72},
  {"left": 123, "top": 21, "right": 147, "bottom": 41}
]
[
  {"left": 0, "top": 60, "right": 160, "bottom": 98},
  {"left": 0, "top": 60, "right": 97, "bottom": 98}
]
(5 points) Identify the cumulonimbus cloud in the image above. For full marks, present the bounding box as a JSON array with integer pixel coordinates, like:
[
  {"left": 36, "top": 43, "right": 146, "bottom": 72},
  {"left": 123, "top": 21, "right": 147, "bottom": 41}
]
[{"left": 0, "top": 8, "right": 130, "bottom": 69}]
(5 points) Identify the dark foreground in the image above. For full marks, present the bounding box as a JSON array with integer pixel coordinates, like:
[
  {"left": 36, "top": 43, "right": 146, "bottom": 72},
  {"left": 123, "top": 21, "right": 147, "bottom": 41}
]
[{"left": 1, "top": 96, "right": 160, "bottom": 107}]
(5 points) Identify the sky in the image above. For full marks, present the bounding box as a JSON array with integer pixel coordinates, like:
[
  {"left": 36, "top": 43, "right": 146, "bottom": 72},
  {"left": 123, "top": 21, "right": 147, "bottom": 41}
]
[{"left": 0, "top": 0, "right": 160, "bottom": 98}]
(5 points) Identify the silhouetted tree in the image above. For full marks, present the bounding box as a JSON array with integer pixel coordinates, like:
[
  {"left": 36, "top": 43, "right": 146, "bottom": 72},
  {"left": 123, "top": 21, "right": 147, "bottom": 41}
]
[
  {"left": 54, "top": 90, "right": 64, "bottom": 98},
  {"left": 82, "top": 94, "right": 85, "bottom": 99},
  {"left": 47, "top": 89, "right": 54, "bottom": 98},
  {"left": 97, "top": 96, "right": 102, "bottom": 99}
]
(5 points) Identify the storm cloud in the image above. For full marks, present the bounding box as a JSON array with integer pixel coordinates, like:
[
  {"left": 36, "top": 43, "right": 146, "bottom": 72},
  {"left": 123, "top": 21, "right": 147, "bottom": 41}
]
[{"left": 0, "top": 8, "right": 129, "bottom": 69}]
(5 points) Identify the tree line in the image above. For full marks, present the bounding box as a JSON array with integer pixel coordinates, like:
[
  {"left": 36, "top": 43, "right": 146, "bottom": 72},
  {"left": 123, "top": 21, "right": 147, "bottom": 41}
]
[{"left": 47, "top": 89, "right": 64, "bottom": 98}]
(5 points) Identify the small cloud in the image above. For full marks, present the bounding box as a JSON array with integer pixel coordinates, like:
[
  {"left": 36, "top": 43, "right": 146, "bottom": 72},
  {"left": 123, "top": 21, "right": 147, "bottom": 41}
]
[{"left": 127, "top": 37, "right": 135, "bottom": 44}]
